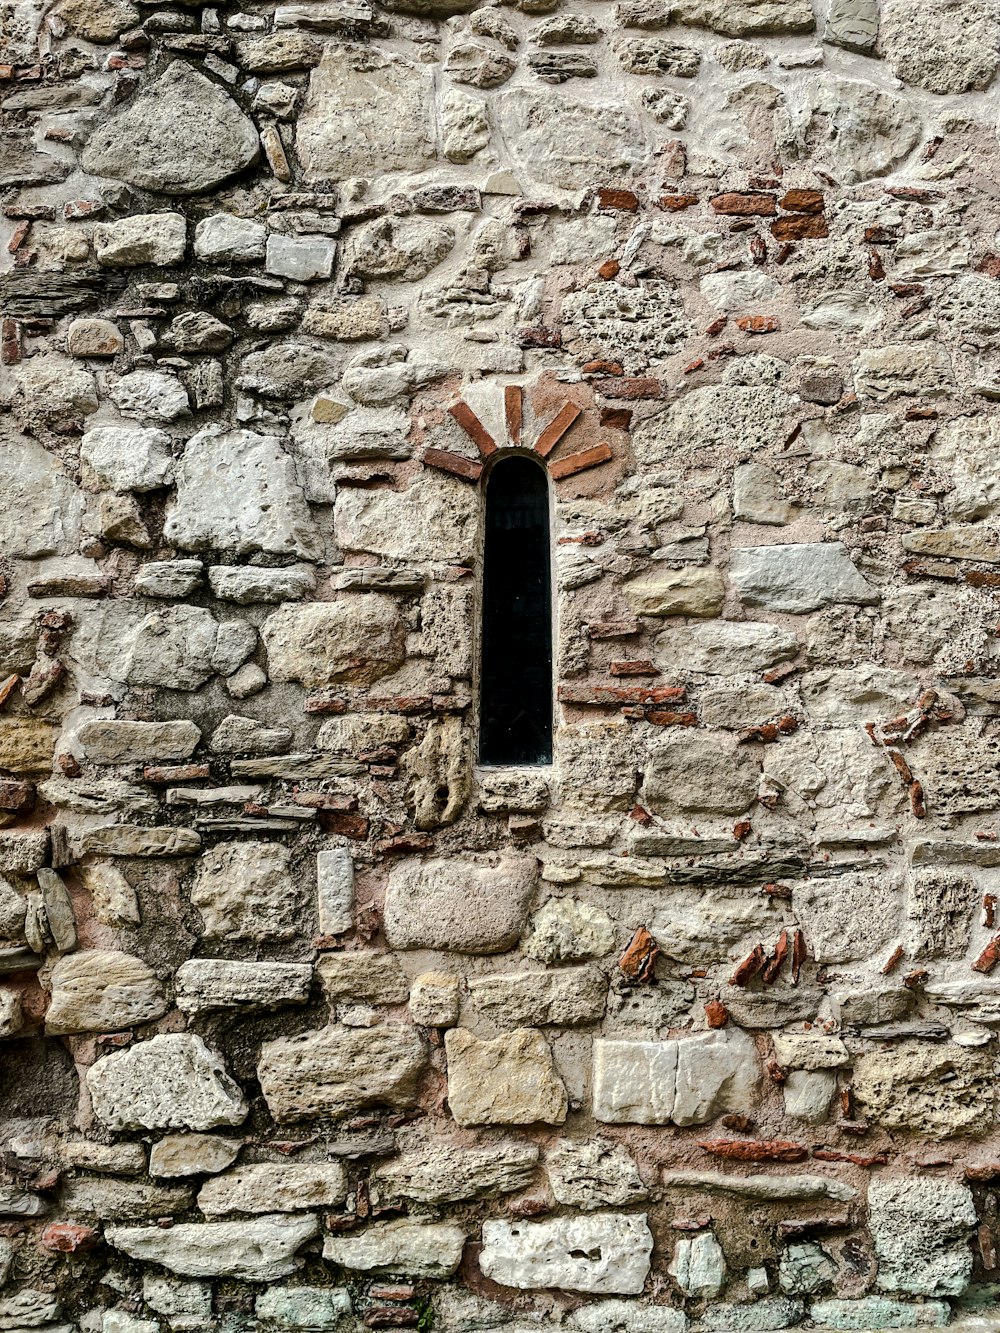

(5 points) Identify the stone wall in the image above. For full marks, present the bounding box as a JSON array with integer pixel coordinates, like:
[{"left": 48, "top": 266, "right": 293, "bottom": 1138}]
[{"left": 1, "top": 0, "right": 1000, "bottom": 1329}]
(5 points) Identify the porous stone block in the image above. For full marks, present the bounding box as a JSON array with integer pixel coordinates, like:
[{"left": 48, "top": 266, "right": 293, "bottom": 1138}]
[
  {"left": 384, "top": 855, "right": 536, "bottom": 954},
  {"left": 316, "top": 847, "right": 354, "bottom": 934},
  {"left": 469, "top": 966, "right": 607, "bottom": 1027},
  {"left": 191, "top": 841, "right": 299, "bottom": 942},
  {"left": 372, "top": 1141, "right": 539, "bottom": 1205},
  {"left": 316, "top": 952, "right": 409, "bottom": 1005},
  {"left": 80, "top": 426, "right": 174, "bottom": 493},
  {"left": 255, "top": 1287, "right": 352, "bottom": 1330},
  {"left": 479, "top": 1213, "right": 653, "bottom": 1294},
  {"left": 45, "top": 950, "right": 167, "bottom": 1035},
  {"left": 624, "top": 567, "right": 724, "bottom": 617},
  {"left": 444, "top": 1028, "right": 568, "bottom": 1126},
  {"left": 261, "top": 598, "right": 406, "bottom": 687},
  {"left": 93, "top": 213, "right": 187, "bottom": 267},
  {"left": 87, "top": 1035, "right": 248, "bottom": 1131},
  {"left": 194, "top": 214, "right": 267, "bottom": 262},
  {"left": 198, "top": 1163, "right": 349, "bottom": 1216},
  {"left": 546, "top": 1139, "right": 647, "bottom": 1211},
  {"left": 105, "top": 1215, "right": 319, "bottom": 1281},
  {"left": 175, "top": 960, "right": 313, "bottom": 1014},
  {"left": 149, "top": 1135, "right": 241, "bottom": 1179},
  {"left": 869, "top": 1177, "right": 976, "bottom": 1297}
]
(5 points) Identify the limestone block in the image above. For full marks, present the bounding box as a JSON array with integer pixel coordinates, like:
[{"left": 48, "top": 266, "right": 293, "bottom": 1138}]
[
  {"left": 479, "top": 1213, "right": 653, "bottom": 1294},
  {"left": 175, "top": 960, "right": 313, "bottom": 1014},
  {"left": 810, "top": 1297, "right": 949, "bottom": 1328},
  {"left": 208, "top": 565, "right": 316, "bottom": 604},
  {"left": 78, "top": 720, "right": 200, "bottom": 764},
  {"left": 854, "top": 344, "right": 954, "bottom": 401},
  {"left": 778, "top": 1241, "right": 835, "bottom": 1295},
  {"left": 793, "top": 872, "right": 901, "bottom": 964},
  {"left": 110, "top": 370, "right": 190, "bottom": 422},
  {"left": 673, "top": 0, "right": 812, "bottom": 34},
  {"left": 906, "top": 869, "right": 978, "bottom": 959},
  {"left": 93, "top": 213, "right": 187, "bottom": 267},
  {"left": 258, "top": 1023, "right": 427, "bottom": 1122},
  {"left": 237, "top": 342, "right": 337, "bottom": 399},
  {"left": 635, "top": 386, "right": 790, "bottom": 465},
  {"left": 825, "top": 0, "right": 878, "bottom": 51},
  {"left": 82, "top": 62, "right": 259, "bottom": 194},
  {"left": 56, "top": 0, "right": 139, "bottom": 41},
  {"left": 0, "top": 721, "right": 58, "bottom": 774},
  {"left": 703, "top": 1298, "right": 804, "bottom": 1329},
  {"left": 194, "top": 214, "right": 267, "bottom": 262},
  {"left": 66, "top": 317, "right": 124, "bottom": 358},
  {"left": 869, "top": 1177, "right": 976, "bottom": 1296},
  {"left": 643, "top": 731, "right": 759, "bottom": 815},
  {"left": 668, "top": 1230, "right": 726, "bottom": 1297},
  {"left": 135, "top": 559, "right": 204, "bottom": 599},
  {"left": 795, "top": 77, "right": 921, "bottom": 184},
  {"left": 60, "top": 1176, "right": 193, "bottom": 1221},
  {"left": 562, "top": 280, "right": 690, "bottom": 369},
  {"left": 624, "top": 567, "right": 725, "bottom": 618},
  {"left": 255, "top": 1287, "right": 352, "bottom": 1330},
  {"left": 441, "top": 87, "right": 492, "bottom": 161},
  {"left": 191, "top": 842, "right": 299, "bottom": 942},
  {"left": 75, "top": 826, "right": 201, "bottom": 858},
  {"left": 143, "top": 1275, "right": 213, "bottom": 1324},
  {"left": 345, "top": 218, "right": 455, "bottom": 283},
  {"left": 901, "top": 525, "right": 1000, "bottom": 564},
  {"left": 852, "top": 1041, "right": 995, "bottom": 1138},
  {"left": 444, "top": 1028, "right": 568, "bottom": 1126},
  {"left": 733, "top": 463, "right": 798, "bottom": 525},
  {"left": 521, "top": 898, "right": 616, "bottom": 964},
  {"left": 297, "top": 45, "right": 435, "bottom": 181},
  {"left": 593, "top": 1029, "right": 759, "bottom": 1125},
  {"left": 165, "top": 427, "right": 321, "bottom": 560},
  {"left": 372, "top": 1141, "right": 539, "bottom": 1204},
  {"left": 261, "top": 598, "right": 406, "bottom": 687},
  {"left": 409, "top": 972, "right": 460, "bottom": 1028},
  {"left": 209, "top": 714, "right": 290, "bottom": 756},
  {"left": 880, "top": 0, "right": 999, "bottom": 94},
  {"left": 149, "top": 1135, "right": 241, "bottom": 1178},
  {"left": 500, "top": 88, "right": 646, "bottom": 190},
  {"left": 335, "top": 472, "right": 477, "bottom": 563},
  {"left": 198, "top": 1163, "right": 348, "bottom": 1216},
  {"left": 87, "top": 1034, "right": 248, "bottom": 1131},
  {"left": 546, "top": 1140, "right": 647, "bottom": 1210},
  {"left": 122, "top": 607, "right": 241, "bottom": 690},
  {"left": 46, "top": 950, "right": 167, "bottom": 1036},
  {"left": 80, "top": 426, "right": 174, "bottom": 494},
  {"left": 470, "top": 966, "right": 607, "bottom": 1027},
  {"left": 265, "top": 234, "right": 336, "bottom": 282},
  {"left": 317, "top": 847, "right": 353, "bottom": 934},
  {"left": 570, "top": 1303, "right": 687, "bottom": 1333},
  {"left": 384, "top": 855, "right": 536, "bottom": 954},
  {"left": 402, "top": 716, "right": 470, "bottom": 830},
  {"left": 322, "top": 1221, "right": 465, "bottom": 1278},
  {"left": 105, "top": 1215, "right": 319, "bottom": 1280},
  {"left": 0, "top": 437, "right": 83, "bottom": 559},
  {"left": 316, "top": 952, "right": 409, "bottom": 1005},
  {"left": 731, "top": 543, "right": 877, "bottom": 613}
]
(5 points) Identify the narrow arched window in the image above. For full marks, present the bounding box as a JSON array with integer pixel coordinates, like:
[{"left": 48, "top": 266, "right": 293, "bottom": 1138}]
[{"left": 479, "top": 456, "right": 553, "bottom": 766}]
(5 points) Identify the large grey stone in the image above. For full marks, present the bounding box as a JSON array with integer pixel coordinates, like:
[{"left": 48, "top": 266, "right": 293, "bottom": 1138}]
[
  {"left": 106, "top": 1216, "right": 319, "bottom": 1281},
  {"left": 87, "top": 1034, "right": 248, "bottom": 1131},
  {"left": 521, "top": 898, "right": 616, "bottom": 964},
  {"left": 795, "top": 76, "right": 922, "bottom": 184},
  {"left": 191, "top": 841, "right": 299, "bottom": 942},
  {"left": 854, "top": 344, "right": 954, "bottom": 401},
  {"left": 673, "top": 0, "right": 813, "bottom": 34},
  {"left": 869, "top": 1178, "right": 976, "bottom": 1297},
  {"left": 165, "top": 428, "right": 322, "bottom": 560},
  {"left": 480, "top": 1214, "right": 653, "bottom": 1294},
  {"left": 175, "top": 960, "right": 313, "bottom": 1014},
  {"left": 80, "top": 426, "right": 174, "bottom": 493},
  {"left": 644, "top": 731, "right": 759, "bottom": 815},
  {"left": 258, "top": 1023, "right": 427, "bottom": 1122},
  {"left": 570, "top": 1303, "right": 687, "bottom": 1333},
  {"left": 546, "top": 1140, "right": 647, "bottom": 1211},
  {"left": 93, "top": 214, "right": 187, "bottom": 267},
  {"left": 82, "top": 62, "right": 259, "bottom": 194},
  {"left": 207, "top": 565, "right": 316, "bottom": 604},
  {"left": 372, "top": 1140, "right": 539, "bottom": 1204},
  {"left": 198, "top": 1163, "right": 348, "bottom": 1216},
  {"left": 384, "top": 855, "right": 536, "bottom": 954},
  {"left": 469, "top": 967, "right": 607, "bottom": 1027},
  {"left": 0, "top": 437, "right": 83, "bottom": 559},
  {"left": 194, "top": 213, "right": 267, "bottom": 263},
  {"left": 297, "top": 45, "right": 434, "bottom": 181},
  {"left": 322, "top": 1221, "right": 465, "bottom": 1278},
  {"left": 500, "top": 88, "right": 646, "bottom": 191},
  {"left": 654, "top": 621, "right": 799, "bottom": 675},
  {"left": 46, "top": 950, "right": 167, "bottom": 1036},
  {"left": 634, "top": 386, "right": 790, "bottom": 465},
  {"left": 880, "top": 0, "right": 999, "bottom": 94},
  {"left": 593, "top": 1029, "right": 759, "bottom": 1125},
  {"left": 731, "top": 543, "right": 878, "bottom": 613},
  {"left": 262, "top": 597, "right": 406, "bottom": 688},
  {"left": 316, "top": 952, "right": 409, "bottom": 1005},
  {"left": 255, "top": 1286, "right": 351, "bottom": 1330},
  {"left": 334, "top": 472, "right": 477, "bottom": 564},
  {"left": 444, "top": 1028, "right": 568, "bottom": 1126},
  {"left": 810, "top": 1297, "right": 949, "bottom": 1329},
  {"left": 78, "top": 720, "right": 200, "bottom": 764},
  {"left": 123, "top": 607, "right": 253, "bottom": 690}
]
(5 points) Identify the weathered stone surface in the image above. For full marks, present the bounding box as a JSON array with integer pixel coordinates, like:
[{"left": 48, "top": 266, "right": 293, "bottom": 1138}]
[
  {"left": 643, "top": 732, "right": 759, "bottom": 814},
  {"left": 731, "top": 543, "right": 877, "bottom": 613},
  {"left": 83, "top": 62, "right": 259, "bottom": 194},
  {"left": 165, "top": 428, "right": 321, "bottom": 560},
  {"left": 0, "top": 721, "right": 58, "bottom": 774},
  {"left": 669, "top": 1229, "right": 726, "bottom": 1298},
  {"left": 869, "top": 1178, "right": 976, "bottom": 1296},
  {"left": 635, "top": 386, "right": 790, "bottom": 464},
  {"left": 662, "top": 1171, "right": 855, "bottom": 1202},
  {"left": 149, "top": 1135, "right": 241, "bottom": 1179},
  {"left": 810, "top": 1297, "right": 949, "bottom": 1329},
  {"left": 793, "top": 872, "right": 901, "bottom": 965},
  {"left": 258, "top": 1023, "right": 427, "bottom": 1122},
  {"left": 106, "top": 1216, "right": 319, "bottom": 1281},
  {"left": 76, "top": 825, "right": 202, "bottom": 858},
  {"left": 297, "top": 45, "right": 435, "bottom": 181},
  {"left": 87, "top": 1034, "right": 248, "bottom": 1131},
  {"left": 122, "top": 607, "right": 253, "bottom": 691},
  {"left": 546, "top": 1140, "right": 647, "bottom": 1210},
  {"left": 880, "top": 0, "right": 999, "bottom": 94},
  {"left": 1, "top": 438, "right": 83, "bottom": 559},
  {"left": 795, "top": 77, "right": 922, "bottom": 183},
  {"left": 521, "top": 897, "right": 616, "bottom": 964},
  {"left": 93, "top": 213, "right": 187, "bottom": 267},
  {"left": 854, "top": 343, "right": 954, "bottom": 400},
  {"left": 500, "top": 88, "right": 646, "bottom": 190},
  {"left": 110, "top": 369, "right": 190, "bottom": 422},
  {"left": 198, "top": 1163, "right": 348, "bottom": 1216},
  {"left": 175, "top": 960, "right": 313, "bottom": 1014},
  {"left": 470, "top": 966, "right": 607, "bottom": 1027},
  {"left": 255, "top": 1286, "right": 351, "bottom": 1330},
  {"left": 335, "top": 472, "right": 477, "bottom": 564},
  {"left": 624, "top": 567, "right": 725, "bottom": 617},
  {"left": 570, "top": 1303, "right": 687, "bottom": 1333},
  {"left": 444, "top": 1028, "right": 568, "bottom": 1126},
  {"left": 60, "top": 1177, "right": 193, "bottom": 1221},
  {"left": 323, "top": 1221, "right": 465, "bottom": 1278},
  {"left": 852, "top": 1041, "right": 995, "bottom": 1137},
  {"left": 191, "top": 842, "right": 299, "bottom": 942},
  {"left": 373, "top": 1140, "right": 539, "bottom": 1204},
  {"left": 317, "top": 847, "right": 354, "bottom": 935},
  {"left": 384, "top": 856, "right": 536, "bottom": 954},
  {"left": 673, "top": 0, "right": 813, "bottom": 35},
  {"left": 654, "top": 621, "right": 799, "bottom": 675},
  {"left": 261, "top": 598, "right": 406, "bottom": 687},
  {"left": 317, "top": 952, "right": 409, "bottom": 1005},
  {"left": 67, "top": 317, "right": 124, "bottom": 358},
  {"left": 80, "top": 426, "right": 174, "bottom": 494},
  {"left": 480, "top": 1214, "right": 653, "bottom": 1294},
  {"left": 78, "top": 721, "right": 200, "bottom": 764},
  {"left": 194, "top": 214, "right": 267, "bottom": 263},
  {"left": 593, "top": 1029, "right": 759, "bottom": 1125},
  {"left": 46, "top": 950, "right": 166, "bottom": 1036}
]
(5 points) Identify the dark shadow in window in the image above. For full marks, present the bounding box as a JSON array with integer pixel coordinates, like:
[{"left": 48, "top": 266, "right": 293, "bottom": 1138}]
[{"left": 479, "top": 455, "right": 553, "bottom": 766}]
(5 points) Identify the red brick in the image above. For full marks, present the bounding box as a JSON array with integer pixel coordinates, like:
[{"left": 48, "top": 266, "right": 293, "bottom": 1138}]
[
  {"left": 711, "top": 192, "right": 777, "bottom": 217},
  {"left": 619, "top": 926, "right": 659, "bottom": 982},
  {"left": 40, "top": 1223, "right": 99, "bottom": 1253},
  {"left": 609, "top": 660, "right": 659, "bottom": 676},
  {"left": 658, "top": 194, "right": 698, "bottom": 211},
  {"left": 696, "top": 1139, "right": 808, "bottom": 1163},
  {"left": 591, "top": 377, "right": 662, "bottom": 399},
  {"left": 704, "top": 999, "right": 729, "bottom": 1029},
  {"left": 582, "top": 359, "right": 623, "bottom": 375},
  {"left": 549, "top": 442, "right": 613, "bottom": 479},
  {"left": 557, "top": 684, "right": 685, "bottom": 706},
  {"left": 779, "top": 188, "right": 824, "bottom": 213},
  {"left": 448, "top": 402, "right": 497, "bottom": 457},
  {"left": 598, "top": 259, "right": 620, "bottom": 280},
  {"left": 534, "top": 402, "right": 582, "bottom": 457},
  {"left": 646, "top": 710, "right": 697, "bottom": 727},
  {"left": 770, "top": 213, "right": 828, "bottom": 241},
  {"left": 736, "top": 315, "right": 780, "bottom": 335},
  {"left": 597, "top": 187, "right": 640, "bottom": 212},
  {"left": 504, "top": 384, "right": 522, "bottom": 446},
  {"left": 422, "top": 448, "right": 483, "bottom": 482}
]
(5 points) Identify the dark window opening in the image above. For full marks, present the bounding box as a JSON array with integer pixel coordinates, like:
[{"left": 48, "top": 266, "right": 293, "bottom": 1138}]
[{"left": 479, "top": 456, "right": 553, "bottom": 766}]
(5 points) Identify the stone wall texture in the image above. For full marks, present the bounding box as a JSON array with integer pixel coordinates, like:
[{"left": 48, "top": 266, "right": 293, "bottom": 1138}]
[{"left": 1, "top": 0, "right": 1000, "bottom": 1329}]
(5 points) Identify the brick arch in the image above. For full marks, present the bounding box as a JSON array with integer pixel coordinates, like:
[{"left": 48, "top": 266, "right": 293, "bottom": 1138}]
[{"left": 422, "top": 385, "right": 614, "bottom": 484}]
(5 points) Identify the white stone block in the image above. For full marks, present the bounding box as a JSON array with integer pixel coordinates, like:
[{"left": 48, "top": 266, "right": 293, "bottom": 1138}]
[
  {"left": 317, "top": 847, "right": 353, "bottom": 934},
  {"left": 480, "top": 1213, "right": 653, "bottom": 1295}
]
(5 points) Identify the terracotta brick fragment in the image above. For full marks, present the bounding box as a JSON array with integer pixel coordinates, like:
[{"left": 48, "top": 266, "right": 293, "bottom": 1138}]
[
  {"left": 711, "top": 192, "right": 777, "bottom": 217},
  {"left": 0, "top": 780, "right": 34, "bottom": 813},
  {"left": 733, "top": 819, "right": 752, "bottom": 841},
  {"left": 762, "top": 662, "right": 798, "bottom": 685},
  {"left": 720, "top": 1114, "right": 754, "bottom": 1133},
  {"left": 423, "top": 448, "right": 483, "bottom": 482},
  {"left": 143, "top": 763, "right": 210, "bottom": 783},
  {"left": 974, "top": 933, "right": 1000, "bottom": 975},
  {"left": 619, "top": 926, "right": 660, "bottom": 982},
  {"left": 518, "top": 326, "right": 561, "bottom": 348},
  {"left": 730, "top": 944, "right": 766, "bottom": 987},
  {"left": 40, "top": 1223, "right": 99, "bottom": 1253},
  {"left": 791, "top": 929, "right": 806, "bottom": 985},
  {"left": 645, "top": 710, "right": 697, "bottom": 727},
  {"left": 549, "top": 442, "right": 613, "bottom": 479},
  {"left": 763, "top": 928, "right": 788, "bottom": 984},
  {"left": 600, "top": 407, "right": 632, "bottom": 430},
  {"left": 375, "top": 834, "right": 434, "bottom": 854},
  {"left": 448, "top": 402, "right": 497, "bottom": 457},
  {"left": 592, "top": 377, "right": 661, "bottom": 400},
  {"left": 370, "top": 1284, "right": 417, "bottom": 1302},
  {"left": 736, "top": 315, "right": 780, "bottom": 334},
  {"left": 598, "top": 259, "right": 620, "bottom": 280},
  {"left": 881, "top": 944, "right": 905, "bottom": 975},
  {"left": 659, "top": 194, "right": 698, "bottom": 211},
  {"left": 885, "top": 185, "right": 939, "bottom": 203},
  {"left": 321, "top": 812, "right": 370, "bottom": 838},
  {"left": 1, "top": 318, "right": 21, "bottom": 366},
  {"left": 582, "top": 359, "right": 623, "bottom": 375},
  {"left": 364, "top": 1308, "right": 418, "bottom": 1327},
  {"left": 504, "top": 384, "right": 523, "bottom": 445},
  {"left": 0, "top": 675, "right": 19, "bottom": 710},
  {"left": 558, "top": 683, "right": 685, "bottom": 706},
  {"left": 683, "top": 358, "right": 705, "bottom": 374},
  {"left": 779, "top": 188, "right": 824, "bottom": 213},
  {"left": 629, "top": 804, "right": 653, "bottom": 826},
  {"left": 704, "top": 999, "right": 729, "bottom": 1029},
  {"left": 597, "top": 187, "right": 640, "bottom": 211},
  {"left": 885, "top": 748, "right": 913, "bottom": 786},
  {"left": 534, "top": 402, "right": 582, "bottom": 457},
  {"left": 985, "top": 894, "right": 998, "bottom": 928},
  {"left": 964, "top": 570, "right": 1000, "bottom": 588},
  {"left": 587, "top": 619, "right": 640, "bottom": 639},
  {"left": 609, "top": 660, "right": 659, "bottom": 676},
  {"left": 909, "top": 779, "right": 927, "bottom": 818},
  {"left": 770, "top": 213, "right": 828, "bottom": 240},
  {"left": 697, "top": 1139, "right": 808, "bottom": 1163}
]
